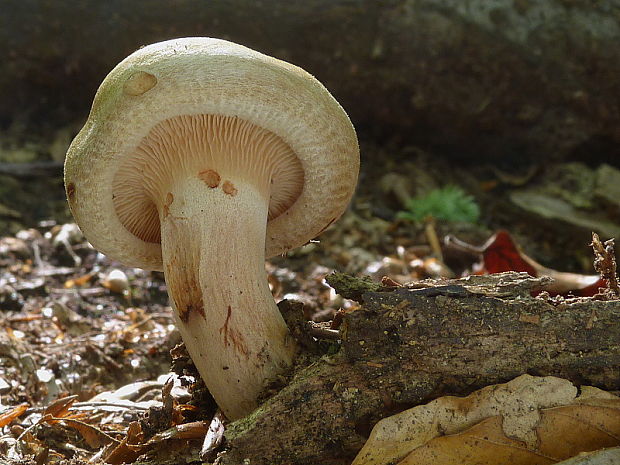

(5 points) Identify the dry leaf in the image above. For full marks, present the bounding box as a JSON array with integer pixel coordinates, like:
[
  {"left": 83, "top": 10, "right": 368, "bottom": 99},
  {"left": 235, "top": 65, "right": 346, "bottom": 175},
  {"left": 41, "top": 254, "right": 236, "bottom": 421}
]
[
  {"left": 148, "top": 421, "right": 207, "bottom": 443},
  {"left": 556, "top": 447, "right": 620, "bottom": 464},
  {"left": 58, "top": 417, "right": 112, "bottom": 449},
  {"left": 104, "top": 421, "right": 146, "bottom": 465},
  {"left": 0, "top": 403, "right": 29, "bottom": 428},
  {"left": 399, "top": 416, "right": 551, "bottom": 464},
  {"left": 64, "top": 271, "right": 96, "bottom": 288},
  {"left": 353, "top": 375, "right": 620, "bottom": 465},
  {"left": 43, "top": 395, "right": 78, "bottom": 418}
]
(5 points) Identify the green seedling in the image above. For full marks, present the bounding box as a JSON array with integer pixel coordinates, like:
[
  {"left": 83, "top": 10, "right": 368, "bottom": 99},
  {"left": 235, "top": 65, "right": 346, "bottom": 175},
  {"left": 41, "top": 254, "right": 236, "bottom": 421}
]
[{"left": 397, "top": 185, "right": 480, "bottom": 224}]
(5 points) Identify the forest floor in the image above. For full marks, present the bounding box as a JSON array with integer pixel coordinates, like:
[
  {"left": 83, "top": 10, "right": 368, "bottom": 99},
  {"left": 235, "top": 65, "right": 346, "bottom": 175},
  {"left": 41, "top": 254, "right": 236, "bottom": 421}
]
[{"left": 1, "top": 141, "right": 619, "bottom": 464}]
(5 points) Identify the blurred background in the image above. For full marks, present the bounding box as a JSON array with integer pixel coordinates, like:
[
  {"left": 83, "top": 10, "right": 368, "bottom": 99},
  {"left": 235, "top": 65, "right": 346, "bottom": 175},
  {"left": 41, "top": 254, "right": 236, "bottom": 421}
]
[{"left": 1, "top": 0, "right": 620, "bottom": 271}]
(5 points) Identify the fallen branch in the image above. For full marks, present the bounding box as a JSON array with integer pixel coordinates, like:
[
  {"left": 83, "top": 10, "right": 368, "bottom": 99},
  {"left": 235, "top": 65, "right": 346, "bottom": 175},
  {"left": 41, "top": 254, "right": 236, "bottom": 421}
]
[{"left": 136, "top": 272, "right": 620, "bottom": 465}]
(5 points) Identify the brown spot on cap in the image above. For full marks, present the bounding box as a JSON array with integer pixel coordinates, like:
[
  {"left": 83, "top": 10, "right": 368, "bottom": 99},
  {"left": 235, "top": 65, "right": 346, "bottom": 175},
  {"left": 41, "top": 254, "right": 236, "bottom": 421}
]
[
  {"left": 66, "top": 182, "right": 76, "bottom": 201},
  {"left": 198, "top": 169, "right": 221, "bottom": 188},
  {"left": 123, "top": 71, "right": 157, "bottom": 96},
  {"left": 222, "top": 180, "right": 238, "bottom": 196}
]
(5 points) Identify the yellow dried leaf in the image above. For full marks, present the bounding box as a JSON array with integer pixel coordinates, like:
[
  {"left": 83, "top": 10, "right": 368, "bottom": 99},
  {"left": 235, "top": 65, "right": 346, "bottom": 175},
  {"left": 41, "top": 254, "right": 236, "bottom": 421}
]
[
  {"left": 399, "top": 416, "right": 553, "bottom": 465},
  {"left": 353, "top": 375, "right": 620, "bottom": 465},
  {"left": 536, "top": 405, "right": 620, "bottom": 459}
]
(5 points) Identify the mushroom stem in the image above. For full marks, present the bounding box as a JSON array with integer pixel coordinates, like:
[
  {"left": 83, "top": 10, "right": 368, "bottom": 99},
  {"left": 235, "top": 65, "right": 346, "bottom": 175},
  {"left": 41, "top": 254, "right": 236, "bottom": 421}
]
[{"left": 159, "top": 175, "right": 296, "bottom": 420}]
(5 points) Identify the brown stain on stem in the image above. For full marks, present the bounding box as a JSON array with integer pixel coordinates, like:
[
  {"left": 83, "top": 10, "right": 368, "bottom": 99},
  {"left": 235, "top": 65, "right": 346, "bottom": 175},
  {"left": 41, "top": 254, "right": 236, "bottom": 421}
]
[
  {"left": 219, "top": 305, "right": 249, "bottom": 358},
  {"left": 167, "top": 261, "right": 204, "bottom": 323},
  {"left": 162, "top": 192, "right": 173, "bottom": 219},
  {"left": 164, "top": 223, "right": 204, "bottom": 323}
]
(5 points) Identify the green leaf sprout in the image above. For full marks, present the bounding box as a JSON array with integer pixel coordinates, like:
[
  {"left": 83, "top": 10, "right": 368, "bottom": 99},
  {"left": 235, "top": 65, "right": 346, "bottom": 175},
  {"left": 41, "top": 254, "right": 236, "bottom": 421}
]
[{"left": 396, "top": 185, "right": 480, "bottom": 224}]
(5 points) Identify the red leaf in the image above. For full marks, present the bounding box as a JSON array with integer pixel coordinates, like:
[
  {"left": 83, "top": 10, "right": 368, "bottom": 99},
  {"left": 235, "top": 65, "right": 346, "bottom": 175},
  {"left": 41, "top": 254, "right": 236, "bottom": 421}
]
[
  {"left": 481, "top": 230, "right": 537, "bottom": 276},
  {"left": 477, "top": 231, "right": 604, "bottom": 296}
]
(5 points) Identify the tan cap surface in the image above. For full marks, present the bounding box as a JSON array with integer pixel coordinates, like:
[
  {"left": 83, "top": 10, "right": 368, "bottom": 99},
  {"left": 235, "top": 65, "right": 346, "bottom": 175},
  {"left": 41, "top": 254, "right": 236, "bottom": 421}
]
[{"left": 64, "top": 37, "right": 359, "bottom": 270}]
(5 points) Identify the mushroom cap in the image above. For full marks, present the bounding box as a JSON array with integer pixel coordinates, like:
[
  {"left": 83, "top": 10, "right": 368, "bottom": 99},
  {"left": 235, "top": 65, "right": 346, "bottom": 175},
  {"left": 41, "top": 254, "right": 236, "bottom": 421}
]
[{"left": 64, "top": 37, "right": 359, "bottom": 270}]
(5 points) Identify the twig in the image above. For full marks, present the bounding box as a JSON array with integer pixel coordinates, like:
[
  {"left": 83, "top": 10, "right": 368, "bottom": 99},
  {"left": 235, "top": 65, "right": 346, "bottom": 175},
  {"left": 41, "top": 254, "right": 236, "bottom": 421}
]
[
  {"left": 591, "top": 233, "right": 620, "bottom": 297},
  {"left": 16, "top": 414, "right": 49, "bottom": 441},
  {"left": 71, "top": 401, "right": 152, "bottom": 411},
  {"left": 200, "top": 410, "right": 226, "bottom": 461},
  {"left": 306, "top": 322, "right": 340, "bottom": 340},
  {"left": 443, "top": 234, "right": 485, "bottom": 254},
  {"left": 126, "top": 315, "right": 154, "bottom": 331},
  {"left": 31, "top": 241, "right": 45, "bottom": 269},
  {"left": 424, "top": 218, "right": 444, "bottom": 262}
]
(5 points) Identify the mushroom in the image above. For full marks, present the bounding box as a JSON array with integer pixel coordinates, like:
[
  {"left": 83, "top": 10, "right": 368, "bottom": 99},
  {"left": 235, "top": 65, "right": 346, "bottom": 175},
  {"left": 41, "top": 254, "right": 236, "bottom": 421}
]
[{"left": 64, "top": 38, "right": 359, "bottom": 419}]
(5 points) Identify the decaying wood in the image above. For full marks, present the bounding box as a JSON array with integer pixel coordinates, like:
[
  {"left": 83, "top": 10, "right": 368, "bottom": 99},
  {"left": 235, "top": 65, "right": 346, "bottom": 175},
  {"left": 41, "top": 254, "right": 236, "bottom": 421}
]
[
  {"left": 591, "top": 233, "right": 620, "bottom": 298},
  {"left": 134, "top": 271, "right": 620, "bottom": 465}
]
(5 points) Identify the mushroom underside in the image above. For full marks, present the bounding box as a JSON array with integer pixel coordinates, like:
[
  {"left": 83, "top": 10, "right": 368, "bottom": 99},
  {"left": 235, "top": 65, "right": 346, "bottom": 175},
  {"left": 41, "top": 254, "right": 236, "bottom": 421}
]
[
  {"left": 112, "top": 114, "right": 305, "bottom": 244},
  {"left": 108, "top": 114, "right": 305, "bottom": 419}
]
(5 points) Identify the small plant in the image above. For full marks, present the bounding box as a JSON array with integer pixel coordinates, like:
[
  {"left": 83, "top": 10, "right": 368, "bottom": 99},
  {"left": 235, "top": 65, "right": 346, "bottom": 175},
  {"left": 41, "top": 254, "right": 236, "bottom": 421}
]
[{"left": 397, "top": 185, "right": 480, "bottom": 224}]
